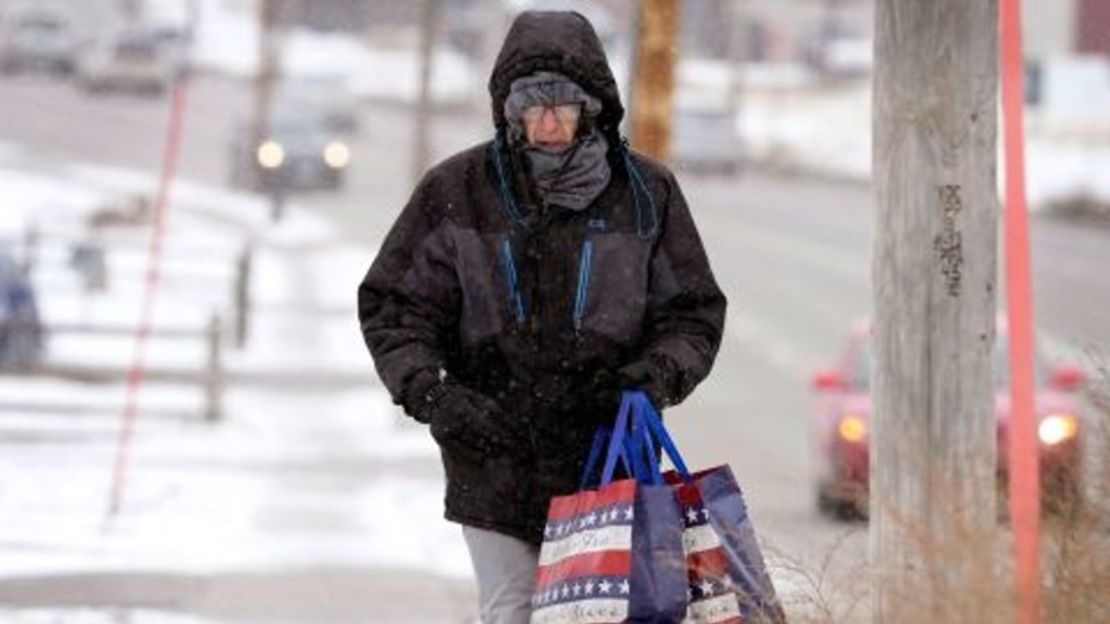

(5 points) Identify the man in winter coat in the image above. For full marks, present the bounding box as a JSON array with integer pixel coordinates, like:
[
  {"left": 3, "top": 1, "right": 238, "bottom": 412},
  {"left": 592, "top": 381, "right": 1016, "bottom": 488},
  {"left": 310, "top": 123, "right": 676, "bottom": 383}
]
[{"left": 358, "top": 10, "right": 726, "bottom": 623}]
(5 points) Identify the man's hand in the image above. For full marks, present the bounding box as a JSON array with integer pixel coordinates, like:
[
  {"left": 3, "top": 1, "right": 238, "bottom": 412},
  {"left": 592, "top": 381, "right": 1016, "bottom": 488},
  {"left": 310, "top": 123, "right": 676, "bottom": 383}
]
[
  {"left": 404, "top": 370, "right": 530, "bottom": 462},
  {"left": 590, "top": 353, "right": 681, "bottom": 422}
]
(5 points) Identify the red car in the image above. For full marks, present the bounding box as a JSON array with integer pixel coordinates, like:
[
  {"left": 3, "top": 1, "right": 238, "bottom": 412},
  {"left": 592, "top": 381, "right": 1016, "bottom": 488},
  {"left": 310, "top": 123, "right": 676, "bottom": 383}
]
[{"left": 811, "top": 319, "right": 1085, "bottom": 520}]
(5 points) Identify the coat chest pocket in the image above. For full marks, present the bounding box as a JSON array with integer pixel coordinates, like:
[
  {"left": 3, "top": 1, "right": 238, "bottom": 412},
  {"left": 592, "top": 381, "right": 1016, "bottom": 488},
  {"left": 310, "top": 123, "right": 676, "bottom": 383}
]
[
  {"left": 576, "top": 232, "right": 652, "bottom": 344},
  {"left": 453, "top": 230, "right": 514, "bottom": 345}
]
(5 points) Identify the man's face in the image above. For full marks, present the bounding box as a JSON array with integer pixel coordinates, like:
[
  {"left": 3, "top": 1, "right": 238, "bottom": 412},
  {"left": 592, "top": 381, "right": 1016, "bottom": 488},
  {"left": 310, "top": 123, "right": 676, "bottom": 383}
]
[{"left": 522, "top": 103, "right": 581, "bottom": 151}]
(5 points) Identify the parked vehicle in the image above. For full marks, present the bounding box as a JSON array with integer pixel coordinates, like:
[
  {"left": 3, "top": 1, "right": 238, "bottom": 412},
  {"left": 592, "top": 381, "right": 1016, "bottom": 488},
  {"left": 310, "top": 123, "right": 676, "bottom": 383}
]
[
  {"left": 77, "top": 29, "right": 177, "bottom": 95},
  {"left": 0, "top": 244, "right": 44, "bottom": 371},
  {"left": 672, "top": 101, "right": 743, "bottom": 176},
  {"left": 227, "top": 114, "right": 351, "bottom": 193},
  {"left": 811, "top": 318, "right": 1085, "bottom": 520},
  {"left": 0, "top": 10, "right": 83, "bottom": 75}
]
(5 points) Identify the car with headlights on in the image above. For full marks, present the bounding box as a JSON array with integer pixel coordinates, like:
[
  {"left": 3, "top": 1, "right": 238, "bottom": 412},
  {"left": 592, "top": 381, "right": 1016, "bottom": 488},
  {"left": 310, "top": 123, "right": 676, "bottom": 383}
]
[
  {"left": 811, "top": 318, "right": 1085, "bottom": 520},
  {"left": 227, "top": 114, "right": 351, "bottom": 192}
]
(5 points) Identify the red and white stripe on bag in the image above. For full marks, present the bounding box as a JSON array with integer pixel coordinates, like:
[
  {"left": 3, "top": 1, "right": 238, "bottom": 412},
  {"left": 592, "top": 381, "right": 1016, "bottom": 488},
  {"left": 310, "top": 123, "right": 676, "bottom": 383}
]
[
  {"left": 531, "top": 480, "right": 636, "bottom": 624},
  {"left": 676, "top": 483, "right": 745, "bottom": 624}
]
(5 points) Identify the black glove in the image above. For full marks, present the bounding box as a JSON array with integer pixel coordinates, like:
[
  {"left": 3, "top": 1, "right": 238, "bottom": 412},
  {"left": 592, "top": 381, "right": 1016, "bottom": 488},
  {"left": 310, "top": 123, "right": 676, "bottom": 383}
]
[
  {"left": 403, "top": 370, "right": 529, "bottom": 462},
  {"left": 591, "top": 353, "right": 683, "bottom": 421}
]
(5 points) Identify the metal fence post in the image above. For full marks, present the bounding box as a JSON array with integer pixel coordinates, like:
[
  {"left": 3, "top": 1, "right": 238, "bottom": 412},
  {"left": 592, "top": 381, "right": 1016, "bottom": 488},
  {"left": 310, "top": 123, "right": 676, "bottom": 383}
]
[
  {"left": 234, "top": 245, "right": 252, "bottom": 349},
  {"left": 204, "top": 314, "right": 223, "bottom": 423}
]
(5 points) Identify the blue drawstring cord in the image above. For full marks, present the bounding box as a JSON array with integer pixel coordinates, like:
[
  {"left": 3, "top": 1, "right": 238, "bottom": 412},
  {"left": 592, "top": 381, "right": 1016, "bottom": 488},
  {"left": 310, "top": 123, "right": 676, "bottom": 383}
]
[
  {"left": 619, "top": 138, "right": 659, "bottom": 240},
  {"left": 492, "top": 133, "right": 529, "bottom": 230},
  {"left": 573, "top": 239, "right": 594, "bottom": 331},
  {"left": 499, "top": 238, "right": 526, "bottom": 324}
]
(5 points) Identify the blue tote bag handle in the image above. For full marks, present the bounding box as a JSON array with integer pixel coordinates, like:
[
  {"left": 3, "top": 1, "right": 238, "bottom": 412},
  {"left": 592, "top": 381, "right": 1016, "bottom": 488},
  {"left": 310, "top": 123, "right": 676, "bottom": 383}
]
[
  {"left": 580, "top": 392, "right": 636, "bottom": 489},
  {"left": 627, "top": 397, "right": 661, "bottom": 484},
  {"left": 626, "top": 391, "right": 693, "bottom": 483},
  {"left": 600, "top": 391, "right": 636, "bottom": 485},
  {"left": 578, "top": 427, "right": 634, "bottom": 490}
]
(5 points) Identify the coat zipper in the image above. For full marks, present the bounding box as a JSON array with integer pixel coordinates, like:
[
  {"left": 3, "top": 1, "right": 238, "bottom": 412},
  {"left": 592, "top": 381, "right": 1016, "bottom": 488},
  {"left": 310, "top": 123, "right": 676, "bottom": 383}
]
[
  {"left": 499, "top": 238, "right": 526, "bottom": 325},
  {"left": 573, "top": 238, "right": 594, "bottom": 331}
]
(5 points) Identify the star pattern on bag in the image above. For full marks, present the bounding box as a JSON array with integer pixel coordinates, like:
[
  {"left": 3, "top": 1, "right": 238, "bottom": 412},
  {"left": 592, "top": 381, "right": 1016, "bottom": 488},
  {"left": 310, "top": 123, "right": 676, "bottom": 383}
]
[
  {"left": 683, "top": 504, "right": 711, "bottom": 527},
  {"left": 533, "top": 576, "right": 629, "bottom": 609},
  {"left": 543, "top": 504, "right": 634, "bottom": 542}
]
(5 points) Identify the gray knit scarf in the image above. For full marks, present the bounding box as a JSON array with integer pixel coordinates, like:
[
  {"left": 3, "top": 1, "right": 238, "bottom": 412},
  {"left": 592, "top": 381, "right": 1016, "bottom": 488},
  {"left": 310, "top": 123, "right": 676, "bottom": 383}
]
[{"left": 503, "top": 72, "right": 611, "bottom": 211}]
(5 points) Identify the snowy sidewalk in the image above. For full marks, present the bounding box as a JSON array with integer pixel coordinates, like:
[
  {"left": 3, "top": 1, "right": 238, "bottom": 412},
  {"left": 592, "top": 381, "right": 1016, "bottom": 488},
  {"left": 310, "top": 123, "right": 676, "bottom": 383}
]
[{"left": 0, "top": 163, "right": 477, "bottom": 622}]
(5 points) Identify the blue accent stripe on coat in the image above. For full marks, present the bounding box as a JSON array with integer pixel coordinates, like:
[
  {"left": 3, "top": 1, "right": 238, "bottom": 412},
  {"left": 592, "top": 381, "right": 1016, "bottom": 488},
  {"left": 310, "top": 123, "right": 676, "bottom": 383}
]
[
  {"left": 573, "top": 239, "right": 594, "bottom": 330},
  {"left": 500, "top": 238, "right": 526, "bottom": 324}
]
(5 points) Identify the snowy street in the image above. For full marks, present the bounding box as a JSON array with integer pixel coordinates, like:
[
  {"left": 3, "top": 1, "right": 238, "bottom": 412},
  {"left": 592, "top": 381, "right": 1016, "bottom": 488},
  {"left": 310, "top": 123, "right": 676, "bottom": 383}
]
[{"left": 1, "top": 1, "right": 1109, "bottom": 622}]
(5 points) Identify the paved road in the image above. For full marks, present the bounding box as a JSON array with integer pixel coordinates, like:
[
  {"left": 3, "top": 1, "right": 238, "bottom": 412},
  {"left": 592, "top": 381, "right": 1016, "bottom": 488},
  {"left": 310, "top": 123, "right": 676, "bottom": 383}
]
[{"left": 1, "top": 72, "right": 1107, "bottom": 622}]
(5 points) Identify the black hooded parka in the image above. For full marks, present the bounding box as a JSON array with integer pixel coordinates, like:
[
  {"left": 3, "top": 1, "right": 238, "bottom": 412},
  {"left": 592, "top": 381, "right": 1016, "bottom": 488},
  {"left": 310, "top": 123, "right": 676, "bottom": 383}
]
[{"left": 358, "top": 11, "right": 727, "bottom": 544}]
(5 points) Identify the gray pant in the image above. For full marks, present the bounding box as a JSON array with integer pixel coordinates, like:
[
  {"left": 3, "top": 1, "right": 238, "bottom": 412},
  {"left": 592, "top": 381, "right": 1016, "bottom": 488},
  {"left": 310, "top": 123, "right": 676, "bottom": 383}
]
[{"left": 462, "top": 525, "right": 540, "bottom": 624}]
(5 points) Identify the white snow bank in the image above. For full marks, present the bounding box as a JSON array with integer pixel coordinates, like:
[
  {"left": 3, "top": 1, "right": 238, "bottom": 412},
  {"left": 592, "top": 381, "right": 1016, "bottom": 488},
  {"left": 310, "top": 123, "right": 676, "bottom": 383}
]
[
  {"left": 741, "top": 78, "right": 1110, "bottom": 211},
  {"left": 158, "top": 0, "right": 476, "bottom": 105}
]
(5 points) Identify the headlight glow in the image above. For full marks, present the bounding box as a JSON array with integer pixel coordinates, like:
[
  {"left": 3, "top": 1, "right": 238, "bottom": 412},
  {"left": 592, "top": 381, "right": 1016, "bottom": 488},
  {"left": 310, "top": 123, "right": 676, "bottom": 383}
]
[
  {"left": 257, "top": 141, "right": 285, "bottom": 169},
  {"left": 324, "top": 141, "right": 350, "bottom": 168},
  {"left": 1038, "top": 414, "right": 1078, "bottom": 446},
  {"left": 838, "top": 414, "right": 867, "bottom": 443}
]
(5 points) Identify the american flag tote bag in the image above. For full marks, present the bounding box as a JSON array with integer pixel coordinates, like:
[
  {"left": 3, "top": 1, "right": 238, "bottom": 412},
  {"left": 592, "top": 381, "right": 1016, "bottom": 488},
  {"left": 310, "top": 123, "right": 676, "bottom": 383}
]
[
  {"left": 670, "top": 469, "right": 786, "bottom": 624},
  {"left": 631, "top": 398, "right": 786, "bottom": 624},
  {"left": 530, "top": 395, "right": 689, "bottom": 624}
]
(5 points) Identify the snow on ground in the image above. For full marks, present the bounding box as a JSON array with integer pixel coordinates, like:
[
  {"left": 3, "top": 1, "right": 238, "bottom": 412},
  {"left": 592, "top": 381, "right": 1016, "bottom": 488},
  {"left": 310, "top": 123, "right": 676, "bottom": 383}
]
[
  {"left": 740, "top": 76, "right": 1110, "bottom": 211},
  {"left": 146, "top": 0, "right": 476, "bottom": 105},
  {"left": 0, "top": 162, "right": 470, "bottom": 597},
  {"left": 1025, "top": 137, "right": 1110, "bottom": 209},
  {"left": 741, "top": 83, "right": 872, "bottom": 181},
  {"left": 2, "top": 160, "right": 371, "bottom": 376},
  {"left": 0, "top": 386, "right": 452, "bottom": 578},
  {"left": 0, "top": 610, "right": 225, "bottom": 624}
]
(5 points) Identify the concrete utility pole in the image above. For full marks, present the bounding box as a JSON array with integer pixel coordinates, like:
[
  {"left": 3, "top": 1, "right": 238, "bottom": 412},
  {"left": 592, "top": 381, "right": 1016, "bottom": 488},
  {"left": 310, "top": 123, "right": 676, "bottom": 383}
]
[
  {"left": 411, "top": 0, "right": 441, "bottom": 186},
  {"left": 871, "top": 1, "right": 999, "bottom": 621},
  {"left": 629, "top": 0, "right": 679, "bottom": 161}
]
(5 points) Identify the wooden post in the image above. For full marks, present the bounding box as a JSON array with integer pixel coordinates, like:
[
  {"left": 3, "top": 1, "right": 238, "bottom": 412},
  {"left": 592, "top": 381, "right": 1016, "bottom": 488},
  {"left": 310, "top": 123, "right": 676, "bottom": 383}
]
[
  {"left": 253, "top": 0, "right": 280, "bottom": 149},
  {"left": 204, "top": 314, "right": 223, "bottom": 423},
  {"left": 21, "top": 223, "right": 39, "bottom": 274},
  {"left": 411, "top": 0, "right": 441, "bottom": 185},
  {"left": 629, "top": 0, "right": 679, "bottom": 161},
  {"left": 871, "top": 1, "right": 999, "bottom": 620},
  {"left": 233, "top": 245, "right": 252, "bottom": 349}
]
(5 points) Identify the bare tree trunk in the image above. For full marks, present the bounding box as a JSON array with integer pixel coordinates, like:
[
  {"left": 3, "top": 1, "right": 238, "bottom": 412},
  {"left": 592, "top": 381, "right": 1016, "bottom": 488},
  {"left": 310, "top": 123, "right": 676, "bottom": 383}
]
[
  {"left": 630, "top": 0, "right": 679, "bottom": 161},
  {"left": 253, "top": 0, "right": 280, "bottom": 144},
  {"left": 871, "top": 1, "right": 999, "bottom": 621}
]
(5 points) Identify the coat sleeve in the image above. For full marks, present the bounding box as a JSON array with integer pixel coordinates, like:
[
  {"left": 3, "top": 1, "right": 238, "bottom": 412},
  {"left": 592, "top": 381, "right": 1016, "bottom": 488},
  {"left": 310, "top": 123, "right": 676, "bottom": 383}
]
[
  {"left": 357, "top": 174, "right": 460, "bottom": 407},
  {"left": 636, "top": 172, "right": 727, "bottom": 407}
]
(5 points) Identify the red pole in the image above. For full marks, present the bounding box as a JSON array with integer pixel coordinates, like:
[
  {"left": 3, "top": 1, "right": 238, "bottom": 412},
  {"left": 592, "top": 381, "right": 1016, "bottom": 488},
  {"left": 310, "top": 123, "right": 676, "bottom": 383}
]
[
  {"left": 999, "top": 0, "right": 1040, "bottom": 622},
  {"left": 106, "top": 4, "right": 197, "bottom": 520}
]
